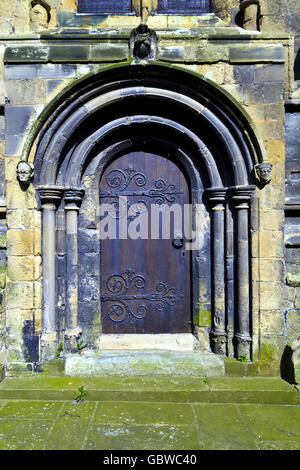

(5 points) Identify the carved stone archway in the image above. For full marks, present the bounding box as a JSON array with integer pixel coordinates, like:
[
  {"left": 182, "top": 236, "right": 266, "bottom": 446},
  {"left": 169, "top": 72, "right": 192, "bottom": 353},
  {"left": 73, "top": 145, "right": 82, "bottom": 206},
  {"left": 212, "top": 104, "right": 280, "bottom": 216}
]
[{"left": 31, "top": 65, "right": 266, "bottom": 361}]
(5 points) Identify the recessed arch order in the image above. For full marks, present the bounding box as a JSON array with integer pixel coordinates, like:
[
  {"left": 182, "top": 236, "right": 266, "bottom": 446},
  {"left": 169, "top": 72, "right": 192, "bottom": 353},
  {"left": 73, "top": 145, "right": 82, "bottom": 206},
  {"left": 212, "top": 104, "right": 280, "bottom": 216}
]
[{"left": 31, "top": 64, "right": 264, "bottom": 361}]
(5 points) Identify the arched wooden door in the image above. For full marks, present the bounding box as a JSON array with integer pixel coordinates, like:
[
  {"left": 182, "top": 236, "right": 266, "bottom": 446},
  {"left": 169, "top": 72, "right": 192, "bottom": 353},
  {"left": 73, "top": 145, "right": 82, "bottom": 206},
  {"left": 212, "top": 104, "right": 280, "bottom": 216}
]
[{"left": 99, "top": 151, "right": 192, "bottom": 334}]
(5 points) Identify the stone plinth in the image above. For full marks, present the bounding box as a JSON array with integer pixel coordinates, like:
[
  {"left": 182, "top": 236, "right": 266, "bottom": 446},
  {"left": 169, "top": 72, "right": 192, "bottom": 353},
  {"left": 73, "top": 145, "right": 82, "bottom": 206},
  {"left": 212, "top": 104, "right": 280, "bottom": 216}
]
[{"left": 65, "top": 350, "right": 225, "bottom": 377}]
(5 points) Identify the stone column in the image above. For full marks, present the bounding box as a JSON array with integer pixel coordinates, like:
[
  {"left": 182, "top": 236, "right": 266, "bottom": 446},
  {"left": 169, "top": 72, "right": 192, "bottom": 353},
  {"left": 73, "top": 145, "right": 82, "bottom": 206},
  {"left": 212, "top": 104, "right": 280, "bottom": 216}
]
[
  {"left": 230, "top": 186, "right": 255, "bottom": 358},
  {"left": 64, "top": 188, "right": 84, "bottom": 352},
  {"left": 206, "top": 188, "right": 227, "bottom": 355},
  {"left": 37, "top": 186, "right": 63, "bottom": 359}
]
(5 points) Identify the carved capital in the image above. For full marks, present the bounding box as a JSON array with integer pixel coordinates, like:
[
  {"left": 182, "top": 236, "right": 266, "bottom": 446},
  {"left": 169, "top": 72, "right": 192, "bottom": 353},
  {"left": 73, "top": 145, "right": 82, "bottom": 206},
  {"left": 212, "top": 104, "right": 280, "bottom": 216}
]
[
  {"left": 64, "top": 188, "right": 85, "bottom": 210},
  {"left": 254, "top": 162, "right": 272, "bottom": 187},
  {"left": 205, "top": 188, "right": 227, "bottom": 207},
  {"left": 229, "top": 186, "right": 255, "bottom": 209},
  {"left": 37, "top": 185, "right": 64, "bottom": 210}
]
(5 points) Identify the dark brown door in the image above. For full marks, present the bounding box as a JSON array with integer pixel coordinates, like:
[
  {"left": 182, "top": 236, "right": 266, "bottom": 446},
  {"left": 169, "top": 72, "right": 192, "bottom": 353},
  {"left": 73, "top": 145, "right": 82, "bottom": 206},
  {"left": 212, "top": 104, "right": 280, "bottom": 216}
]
[{"left": 99, "top": 151, "right": 191, "bottom": 333}]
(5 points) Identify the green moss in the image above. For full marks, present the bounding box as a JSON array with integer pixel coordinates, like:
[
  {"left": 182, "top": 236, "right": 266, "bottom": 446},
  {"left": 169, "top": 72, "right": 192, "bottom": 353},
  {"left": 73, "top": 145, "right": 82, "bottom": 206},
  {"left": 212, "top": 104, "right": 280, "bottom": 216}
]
[
  {"left": 0, "top": 264, "right": 7, "bottom": 290},
  {"left": 259, "top": 343, "right": 278, "bottom": 364},
  {"left": 37, "top": 360, "right": 65, "bottom": 377},
  {"left": 4, "top": 45, "right": 49, "bottom": 63},
  {"left": 195, "top": 309, "right": 211, "bottom": 327},
  {"left": 0, "top": 235, "right": 6, "bottom": 249},
  {"left": 253, "top": 343, "right": 281, "bottom": 376}
]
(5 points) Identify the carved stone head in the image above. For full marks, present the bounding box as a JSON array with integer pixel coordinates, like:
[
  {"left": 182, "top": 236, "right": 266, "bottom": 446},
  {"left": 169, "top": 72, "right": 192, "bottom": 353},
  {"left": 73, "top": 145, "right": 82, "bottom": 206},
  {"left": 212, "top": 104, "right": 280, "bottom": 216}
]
[
  {"left": 254, "top": 162, "right": 272, "bottom": 185},
  {"left": 132, "top": 23, "right": 155, "bottom": 61},
  {"left": 16, "top": 161, "right": 34, "bottom": 185},
  {"left": 30, "top": 1, "right": 49, "bottom": 31}
]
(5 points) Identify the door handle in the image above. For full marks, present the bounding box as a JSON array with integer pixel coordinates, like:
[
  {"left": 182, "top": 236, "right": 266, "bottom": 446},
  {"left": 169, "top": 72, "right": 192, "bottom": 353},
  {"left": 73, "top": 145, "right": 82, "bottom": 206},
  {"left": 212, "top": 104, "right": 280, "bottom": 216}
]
[{"left": 172, "top": 234, "right": 184, "bottom": 249}]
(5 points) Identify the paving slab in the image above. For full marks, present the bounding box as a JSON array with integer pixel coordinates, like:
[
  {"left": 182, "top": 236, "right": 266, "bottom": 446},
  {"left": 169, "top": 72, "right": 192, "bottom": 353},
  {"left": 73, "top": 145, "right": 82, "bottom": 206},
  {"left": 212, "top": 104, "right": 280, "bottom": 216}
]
[
  {"left": 0, "top": 419, "right": 53, "bottom": 450},
  {"left": 238, "top": 404, "right": 300, "bottom": 442},
  {"left": 0, "top": 399, "right": 299, "bottom": 450},
  {"left": 193, "top": 403, "right": 258, "bottom": 450},
  {"left": 92, "top": 401, "right": 195, "bottom": 425},
  {"left": 84, "top": 423, "right": 203, "bottom": 450},
  {"left": 46, "top": 401, "right": 97, "bottom": 450}
]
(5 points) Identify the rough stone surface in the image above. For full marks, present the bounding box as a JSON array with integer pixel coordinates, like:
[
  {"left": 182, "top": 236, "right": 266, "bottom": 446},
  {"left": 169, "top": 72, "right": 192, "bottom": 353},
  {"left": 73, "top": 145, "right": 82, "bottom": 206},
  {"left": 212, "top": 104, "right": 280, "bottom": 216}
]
[
  {"left": 0, "top": 391, "right": 299, "bottom": 449},
  {"left": 65, "top": 351, "right": 225, "bottom": 377}
]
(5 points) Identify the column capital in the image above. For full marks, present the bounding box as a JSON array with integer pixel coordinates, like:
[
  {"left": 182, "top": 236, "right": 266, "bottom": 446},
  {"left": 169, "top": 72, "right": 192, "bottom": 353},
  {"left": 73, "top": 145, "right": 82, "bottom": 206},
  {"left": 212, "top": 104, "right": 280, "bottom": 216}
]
[
  {"left": 64, "top": 187, "right": 85, "bottom": 210},
  {"left": 229, "top": 185, "right": 255, "bottom": 208},
  {"left": 205, "top": 187, "right": 227, "bottom": 206},
  {"left": 37, "top": 185, "right": 64, "bottom": 209},
  {"left": 229, "top": 185, "right": 255, "bottom": 198}
]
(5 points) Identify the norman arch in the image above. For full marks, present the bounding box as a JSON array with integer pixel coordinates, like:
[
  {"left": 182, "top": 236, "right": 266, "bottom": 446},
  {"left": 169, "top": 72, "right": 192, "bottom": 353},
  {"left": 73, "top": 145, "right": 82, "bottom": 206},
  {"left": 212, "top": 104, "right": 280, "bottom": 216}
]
[{"left": 30, "top": 65, "right": 265, "bottom": 360}]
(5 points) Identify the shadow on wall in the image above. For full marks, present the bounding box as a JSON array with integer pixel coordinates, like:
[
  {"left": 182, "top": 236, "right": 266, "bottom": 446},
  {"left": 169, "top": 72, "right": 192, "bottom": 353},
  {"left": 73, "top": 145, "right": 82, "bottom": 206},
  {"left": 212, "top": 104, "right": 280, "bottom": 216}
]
[{"left": 280, "top": 345, "right": 296, "bottom": 385}]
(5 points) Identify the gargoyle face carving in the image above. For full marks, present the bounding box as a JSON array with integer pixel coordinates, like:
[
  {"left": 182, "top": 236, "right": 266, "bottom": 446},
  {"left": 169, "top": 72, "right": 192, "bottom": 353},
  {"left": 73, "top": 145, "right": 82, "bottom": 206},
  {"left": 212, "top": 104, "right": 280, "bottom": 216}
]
[
  {"left": 16, "top": 161, "right": 34, "bottom": 184},
  {"left": 254, "top": 162, "right": 272, "bottom": 185}
]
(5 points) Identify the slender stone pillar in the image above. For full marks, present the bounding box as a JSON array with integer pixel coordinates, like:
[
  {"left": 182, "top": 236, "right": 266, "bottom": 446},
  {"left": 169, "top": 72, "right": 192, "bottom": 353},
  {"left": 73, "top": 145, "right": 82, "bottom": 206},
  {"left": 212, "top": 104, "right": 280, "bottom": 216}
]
[
  {"left": 37, "top": 186, "right": 63, "bottom": 359},
  {"left": 230, "top": 186, "right": 255, "bottom": 358},
  {"left": 206, "top": 188, "right": 227, "bottom": 355},
  {"left": 64, "top": 188, "right": 84, "bottom": 352}
]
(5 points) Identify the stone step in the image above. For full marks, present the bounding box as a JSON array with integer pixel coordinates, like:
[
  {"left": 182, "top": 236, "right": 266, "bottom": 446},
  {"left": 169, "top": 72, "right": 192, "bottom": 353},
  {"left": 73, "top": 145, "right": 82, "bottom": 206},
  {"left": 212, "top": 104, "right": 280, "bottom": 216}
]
[
  {"left": 64, "top": 350, "right": 225, "bottom": 377},
  {"left": 0, "top": 376, "right": 298, "bottom": 405}
]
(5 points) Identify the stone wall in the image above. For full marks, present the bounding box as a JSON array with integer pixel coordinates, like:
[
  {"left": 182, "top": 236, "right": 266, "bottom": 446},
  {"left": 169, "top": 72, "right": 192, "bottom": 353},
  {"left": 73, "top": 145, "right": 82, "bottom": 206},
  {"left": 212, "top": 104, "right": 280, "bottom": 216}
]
[
  {"left": 0, "top": 0, "right": 299, "bottom": 376},
  {"left": 0, "top": 99, "right": 5, "bottom": 380}
]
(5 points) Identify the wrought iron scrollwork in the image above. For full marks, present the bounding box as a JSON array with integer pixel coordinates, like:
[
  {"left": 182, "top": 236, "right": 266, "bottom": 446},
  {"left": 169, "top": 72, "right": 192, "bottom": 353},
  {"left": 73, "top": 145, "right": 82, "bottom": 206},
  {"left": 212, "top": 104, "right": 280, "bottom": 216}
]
[
  {"left": 100, "top": 167, "right": 183, "bottom": 206},
  {"left": 101, "top": 268, "right": 182, "bottom": 323},
  {"left": 106, "top": 168, "right": 147, "bottom": 192}
]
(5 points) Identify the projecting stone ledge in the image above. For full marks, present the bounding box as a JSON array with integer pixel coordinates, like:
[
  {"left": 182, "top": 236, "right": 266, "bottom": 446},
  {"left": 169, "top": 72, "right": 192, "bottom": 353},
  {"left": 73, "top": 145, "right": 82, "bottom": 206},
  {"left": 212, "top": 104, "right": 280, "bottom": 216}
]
[{"left": 65, "top": 351, "right": 225, "bottom": 377}]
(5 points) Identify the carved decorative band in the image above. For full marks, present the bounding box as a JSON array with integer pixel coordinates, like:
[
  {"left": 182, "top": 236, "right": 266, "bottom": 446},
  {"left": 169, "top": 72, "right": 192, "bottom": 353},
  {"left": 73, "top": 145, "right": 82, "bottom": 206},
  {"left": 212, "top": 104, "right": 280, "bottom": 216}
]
[
  {"left": 37, "top": 186, "right": 64, "bottom": 207},
  {"left": 205, "top": 188, "right": 227, "bottom": 205},
  {"left": 64, "top": 188, "right": 85, "bottom": 209},
  {"left": 229, "top": 186, "right": 255, "bottom": 207}
]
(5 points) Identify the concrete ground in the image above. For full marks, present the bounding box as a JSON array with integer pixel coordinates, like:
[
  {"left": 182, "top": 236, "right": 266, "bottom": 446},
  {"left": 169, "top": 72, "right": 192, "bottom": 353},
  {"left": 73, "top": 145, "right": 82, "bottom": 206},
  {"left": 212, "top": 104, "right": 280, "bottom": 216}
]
[{"left": 0, "top": 376, "right": 299, "bottom": 450}]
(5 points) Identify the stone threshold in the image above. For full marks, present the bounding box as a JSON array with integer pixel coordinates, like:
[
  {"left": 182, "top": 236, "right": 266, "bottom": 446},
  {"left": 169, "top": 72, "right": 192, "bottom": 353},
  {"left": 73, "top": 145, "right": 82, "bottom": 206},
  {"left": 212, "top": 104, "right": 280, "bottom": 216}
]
[
  {"left": 64, "top": 350, "right": 225, "bottom": 377},
  {"left": 99, "top": 333, "right": 196, "bottom": 351}
]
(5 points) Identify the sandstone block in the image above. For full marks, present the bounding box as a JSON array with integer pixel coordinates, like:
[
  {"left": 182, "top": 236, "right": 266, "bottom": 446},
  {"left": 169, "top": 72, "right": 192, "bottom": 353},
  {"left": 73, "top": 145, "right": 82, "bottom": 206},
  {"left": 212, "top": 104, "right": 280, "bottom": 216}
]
[
  {"left": 7, "top": 256, "right": 36, "bottom": 281},
  {"left": 6, "top": 281, "right": 34, "bottom": 309},
  {"left": 6, "top": 229, "right": 41, "bottom": 256}
]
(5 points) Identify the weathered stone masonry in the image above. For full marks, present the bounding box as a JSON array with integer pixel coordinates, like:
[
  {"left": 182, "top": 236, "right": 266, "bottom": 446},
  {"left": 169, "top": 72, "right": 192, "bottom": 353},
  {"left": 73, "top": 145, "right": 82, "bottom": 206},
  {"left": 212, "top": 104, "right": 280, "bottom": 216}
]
[{"left": 0, "top": 0, "right": 299, "bottom": 379}]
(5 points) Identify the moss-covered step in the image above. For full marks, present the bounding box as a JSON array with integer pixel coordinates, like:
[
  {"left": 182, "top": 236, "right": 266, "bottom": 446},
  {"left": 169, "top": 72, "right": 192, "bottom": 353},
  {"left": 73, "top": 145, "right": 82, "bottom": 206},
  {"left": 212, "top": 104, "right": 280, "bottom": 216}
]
[{"left": 0, "top": 376, "right": 297, "bottom": 405}]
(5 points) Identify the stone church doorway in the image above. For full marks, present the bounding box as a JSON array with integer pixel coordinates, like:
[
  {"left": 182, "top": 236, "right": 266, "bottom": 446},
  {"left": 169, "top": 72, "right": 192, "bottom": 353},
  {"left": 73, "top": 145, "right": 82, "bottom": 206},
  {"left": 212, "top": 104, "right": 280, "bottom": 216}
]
[{"left": 30, "top": 64, "right": 266, "bottom": 360}]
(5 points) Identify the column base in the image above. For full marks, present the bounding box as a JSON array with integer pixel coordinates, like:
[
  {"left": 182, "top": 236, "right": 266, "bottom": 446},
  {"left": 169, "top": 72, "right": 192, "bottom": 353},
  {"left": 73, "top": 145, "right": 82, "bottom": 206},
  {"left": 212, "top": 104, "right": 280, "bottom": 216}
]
[
  {"left": 64, "top": 328, "right": 82, "bottom": 353},
  {"left": 211, "top": 331, "right": 227, "bottom": 355},
  {"left": 41, "top": 332, "right": 58, "bottom": 361},
  {"left": 234, "top": 334, "right": 252, "bottom": 359}
]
